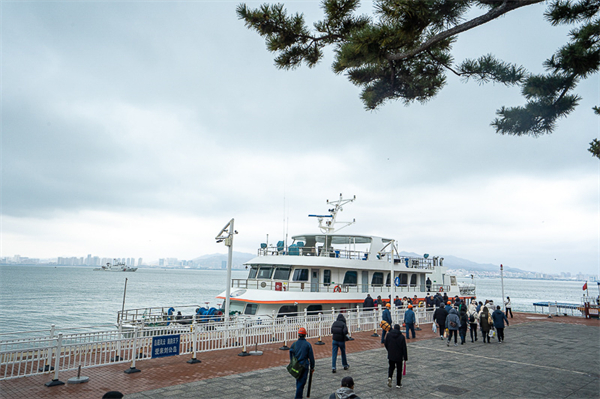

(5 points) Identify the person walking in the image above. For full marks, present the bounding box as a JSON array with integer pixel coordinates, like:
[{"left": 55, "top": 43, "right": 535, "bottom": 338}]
[
  {"left": 329, "top": 376, "right": 361, "bottom": 399},
  {"left": 403, "top": 304, "right": 416, "bottom": 339},
  {"left": 433, "top": 303, "right": 448, "bottom": 340},
  {"left": 467, "top": 300, "right": 478, "bottom": 342},
  {"left": 289, "top": 327, "right": 315, "bottom": 399},
  {"left": 479, "top": 306, "right": 492, "bottom": 343},
  {"left": 492, "top": 305, "right": 510, "bottom": 343},
  {"left": 331, "top": 313, "right": 349, "bottom": 373},
  {"left": 458, "top": 308, "right": 468, "bottom": 345},
  {"left": 384, "top": 324, "right": 408, "bottom": 389},
  {"left": 445, "top": 308, "right": 461, "bottom": 347},
  {"left": 445, "top": 301, "right": 453, "bottom": 313},
  {"left": 426, "top": 277, "right": 432, "bottom": 292},
  {"left": 505, "top": 296, "right": 513, "bottom": 318},
  {"left": 381, "top": 303, "right": 392, "bottom": 344}
]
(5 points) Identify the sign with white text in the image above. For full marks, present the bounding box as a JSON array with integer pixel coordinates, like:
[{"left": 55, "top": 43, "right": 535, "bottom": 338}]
[{"left": 151, "top": 334, "right": 180, "bottom": 358}]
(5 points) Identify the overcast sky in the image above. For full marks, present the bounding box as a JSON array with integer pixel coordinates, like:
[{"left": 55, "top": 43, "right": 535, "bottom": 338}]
[{"left": 1, "top": 1, "right": 598, "bottom": 275}]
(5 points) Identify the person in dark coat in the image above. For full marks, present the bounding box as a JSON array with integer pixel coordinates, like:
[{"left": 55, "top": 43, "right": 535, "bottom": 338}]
[
  {"left": 381, "top": 303, "right": 392, "bottom": 344},
  {"left": 331, "top": 314, "right": 349, "bottom": 372},
  {"left": 289, "top": 327, "right": 315, "bottom": 399},
  {"left": 458, "top": 308, "right": 468, "bottom": 345},
  {"left": 491, "top": 305, "right": 510, "bottom": 343},
  {"left": 403, "top": 305, "right": 416, "bottom": 339},
  {"left": 384, "top": 324, "right": 408, "bottom": 389},
  {"left": 442, "top": 293, "right": 449, "bottom": 304},
  {"left": 363, "top": 294, "right": 374, "bottom": 310},
  {"left": 329, "top": 376, "right": 361, "bottom": 399},
  {"left": 445, "top": 308, "right": 461, "bottom": 347},
  {"left": 426, "top": 277, "right": 432, "bottom": 292},
  {"left": 479, "top": 306, "right": 491, "bottom": 343},
  {"left": 433, "top": 304, "right": 448, "bottom": 340}
]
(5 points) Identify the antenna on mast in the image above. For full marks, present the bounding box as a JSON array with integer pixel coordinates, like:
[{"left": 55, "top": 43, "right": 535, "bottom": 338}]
[{"left": 308, "top": 194, "right": 356, "bottom": 234}]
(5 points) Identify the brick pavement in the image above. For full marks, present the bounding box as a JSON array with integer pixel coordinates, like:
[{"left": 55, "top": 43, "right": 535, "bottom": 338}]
[{"left": 1, "top": 312, "right": 598, "bottom": 399}]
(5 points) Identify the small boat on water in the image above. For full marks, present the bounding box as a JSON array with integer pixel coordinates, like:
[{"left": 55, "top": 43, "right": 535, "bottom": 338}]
[{"left": 94, "top": 261, "right": 137, "bottom": 272}]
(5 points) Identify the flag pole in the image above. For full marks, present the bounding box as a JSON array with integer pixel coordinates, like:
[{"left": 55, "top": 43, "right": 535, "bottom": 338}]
[{"left": 500, "top": 264, "right": 505, "bottom": 312}]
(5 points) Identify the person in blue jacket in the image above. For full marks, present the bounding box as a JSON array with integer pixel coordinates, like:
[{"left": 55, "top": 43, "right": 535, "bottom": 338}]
[
  {"left": 381, "top": 303, "right": 392, "bottom": 343},
  {"left": 403, "top": 304, "right": 416, "bottom": 339},
  {"left": 491, "top": 306, "right": 510, "bottom": 343},
  {"left": 289, "top": 327, "right": 315, "bottom": 399}
]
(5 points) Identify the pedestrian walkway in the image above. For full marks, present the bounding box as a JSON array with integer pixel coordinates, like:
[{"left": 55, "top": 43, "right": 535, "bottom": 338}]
[{"left": 1, "top": 314, "right": 598, "bottom": 398}]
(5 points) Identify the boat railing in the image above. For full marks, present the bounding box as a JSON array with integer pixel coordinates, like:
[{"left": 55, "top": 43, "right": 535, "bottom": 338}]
[
  {"left": 0, "top": 306, "right": 435, "bottom": 381},
  {"left": 257, "top": 246, "right": 381, "bottom": 260},
  {"left": 118, "top": 305, "right": 203, "bottom": 325},
  {"left": 231, "top": 279, "right": 450, "bottom": 294}
]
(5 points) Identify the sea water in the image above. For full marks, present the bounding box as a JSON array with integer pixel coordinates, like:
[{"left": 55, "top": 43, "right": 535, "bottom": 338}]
[{"left": 0, "top": 266, "right": 594, "bottom": 336}]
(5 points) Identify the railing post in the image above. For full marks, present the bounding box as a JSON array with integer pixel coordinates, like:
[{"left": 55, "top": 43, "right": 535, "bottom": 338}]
[
  {"left": 271, "top": 310, "right": 277, "bottom": 341},
  {"left": 39, "top": 324, "right": 56, "bottom": 372},
  {"left": 124, "top": 327, "right": 141, "bottom": 374},
  {"left": 112, "top": 322, "right": 123, "bottom": 361},
  {"left": 44, "top": 333, "right": 64, "bottom": 386},
  {"left": 356, "top": 305, "right": 361, "bottom": 332},
  {"left": 372, "top": 305, "right": 380, "bottom": 337},
  {"left": 239, "top": 321, "right": 250, "bottom": 356},
  {"left": 187, "top": 321, "right": 201, "bottom": 364},
  {"left": 304, "top": 308, "right": 308, "bottom": 330},
  {"left": 315, "top": 313, "right": 325, "bottom": 345},
  {"left": 279, "top": 316, "right": 289, "bottom": 350},
  {"left": 346, "top": 309, "right": 354, "bottom": 340}
]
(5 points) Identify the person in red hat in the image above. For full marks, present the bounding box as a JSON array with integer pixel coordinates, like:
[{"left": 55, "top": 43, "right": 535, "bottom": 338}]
[{"left": 290, "top": 327, "right": 315, "bottom": 399}]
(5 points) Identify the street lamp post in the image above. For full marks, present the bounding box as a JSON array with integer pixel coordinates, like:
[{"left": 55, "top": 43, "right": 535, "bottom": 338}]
[{"left": 216, "top": 219, "right": 237, "bottom": 321}]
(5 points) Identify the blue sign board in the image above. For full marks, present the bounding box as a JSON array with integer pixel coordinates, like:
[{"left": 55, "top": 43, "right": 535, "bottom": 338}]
[{"left": 151, "top": 334, "right": 180, "bottom": 358}]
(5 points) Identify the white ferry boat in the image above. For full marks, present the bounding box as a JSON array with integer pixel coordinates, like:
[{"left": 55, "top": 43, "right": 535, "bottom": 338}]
[
  {"left": 216, "top": 195, "right": 475, "bottom": 318},
  {"left": 94, "top": 261, "right": 138, "bottom": 272}
]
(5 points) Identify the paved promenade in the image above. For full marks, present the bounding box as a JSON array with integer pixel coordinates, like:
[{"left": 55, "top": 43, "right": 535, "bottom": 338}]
[{"left": 1, "top": 314, "right": 598, "bottom": 398}]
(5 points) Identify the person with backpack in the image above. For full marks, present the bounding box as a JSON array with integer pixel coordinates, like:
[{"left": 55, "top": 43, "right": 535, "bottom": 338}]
[
  {"left": 445, "top": 308, "right": 461, "bottom": 347},
  {"left": 458, "top": 308, "right": 468, "bottom": 345},
  {"left": 384, "top": 324, "right": 408, "bottom": 389},
  {"left": 479, "top": 306, "right": 492, "bottom": 343},
  {"left": 380, "top": 303, "right": 392, "bottom": 344},
  {"left": 289, "top": 327, "right": 315, "bottom": 399},
  {"left": 329, "top": 376, "right": 361, "bottom": 399},
  {"left": 331, "top": 314, "right": 349, "bottom": 373}
]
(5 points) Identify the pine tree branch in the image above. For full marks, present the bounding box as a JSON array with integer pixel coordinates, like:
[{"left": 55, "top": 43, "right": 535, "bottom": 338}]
[{"left": 387, "top": 0, "right": 544, "bottom": 62}]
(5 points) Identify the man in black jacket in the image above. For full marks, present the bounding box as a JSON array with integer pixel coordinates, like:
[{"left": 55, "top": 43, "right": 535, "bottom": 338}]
[
  {"left": 433, "top": 304, "right": 448, "bottom": 340},
  {"left": 363, "top": 294, "right": 374, "bottom": 310},
  {"left": 331, "top": 314, "right": 349, "bottom": 373},
  {"left": 384, "top": 324, "right": 408, "bottom": 389}
]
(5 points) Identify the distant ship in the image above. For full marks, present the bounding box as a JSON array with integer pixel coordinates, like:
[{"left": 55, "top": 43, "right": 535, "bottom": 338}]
[{"left": 93, "top": 261, "right": 137, "bottom": 272}]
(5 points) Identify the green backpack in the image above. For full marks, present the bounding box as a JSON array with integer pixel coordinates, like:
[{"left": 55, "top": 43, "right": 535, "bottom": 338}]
[{"left": 287, "top": 355, "right": 305, "bottom": 379}]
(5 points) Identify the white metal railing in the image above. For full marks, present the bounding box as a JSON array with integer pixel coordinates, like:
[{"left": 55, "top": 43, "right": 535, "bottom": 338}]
[{"left": 0, "top": 306, "right": 434, "bottom": 381}]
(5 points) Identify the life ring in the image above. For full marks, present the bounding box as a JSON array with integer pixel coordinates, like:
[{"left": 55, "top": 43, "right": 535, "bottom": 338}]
[
  {"left": 394, "top": 277, "right": 401, "bottom": 287},
  {"left": 439, "top": 287, "right": 444, "bottom": 292},
  {"left": 334, "top": 285, "right": 342, "bottom": 293}
]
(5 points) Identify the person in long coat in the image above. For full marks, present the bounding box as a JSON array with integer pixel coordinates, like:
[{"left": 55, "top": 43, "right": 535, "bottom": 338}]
[
  {"left": 479, "top": 306, "right": 492, "bottom": 343},
  {"left": 491, "top": 305, "right": 509, "bottom": 343},
  {"left": 445, "top": 308, "right": 461, "bottom": 346},
  {"left": 433, "top": 303, "right": 448, "bottom": 340},
  {"left": 384, "top": 324, "right": 408, "bottom": 389}
]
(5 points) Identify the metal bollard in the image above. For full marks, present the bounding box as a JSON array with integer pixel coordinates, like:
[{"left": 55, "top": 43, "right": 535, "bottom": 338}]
[
  {"left": 315, "top": 313, "right": 325, "bottom": 345},
  {"left": 40, "top": 324, "right": 56, "bottom": 372},
  {"left": 279, "top": 316, "right": 290, "bottom": 350},
  {"left": 239, "top": 321, "right": 250, "bottom": 356},
  {"left": 187, "top": 321, "right": 201, "bottom": 364}
]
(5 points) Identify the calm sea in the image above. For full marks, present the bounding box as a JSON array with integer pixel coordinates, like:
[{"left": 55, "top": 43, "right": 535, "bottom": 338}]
[{"left": 0, "top": 266, "right": 594, "bottom": 336}]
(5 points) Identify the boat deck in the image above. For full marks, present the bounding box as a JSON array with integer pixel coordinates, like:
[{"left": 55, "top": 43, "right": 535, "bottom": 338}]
[{"left": 1, "top": 312, "right": 598, "bottom": 399}]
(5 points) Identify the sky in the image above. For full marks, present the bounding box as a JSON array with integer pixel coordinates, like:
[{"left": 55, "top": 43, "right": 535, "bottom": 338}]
[{"left": 1, "top": 1, "right": 598, "bottom": 275}]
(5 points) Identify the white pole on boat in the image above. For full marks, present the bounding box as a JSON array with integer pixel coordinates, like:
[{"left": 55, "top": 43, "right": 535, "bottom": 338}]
[
  {"left": 216, "top": 219, "right": 236, "bottom": 322},
  {"left": 500, "top": 264, "right": 505, "bottom": 312}
]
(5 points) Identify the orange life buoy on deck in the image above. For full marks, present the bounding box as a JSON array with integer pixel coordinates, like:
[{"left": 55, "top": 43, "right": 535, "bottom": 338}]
[
  {"left": 439, "top": 287, "right": 444, "bottom": 292},
  {"left": 334, "top": 285, "right": 342, "bottom": 293}
]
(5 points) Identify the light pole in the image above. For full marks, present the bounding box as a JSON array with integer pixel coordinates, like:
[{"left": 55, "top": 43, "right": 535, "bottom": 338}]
[
  {"left": 500, "top": 264, "right": 505, "bottom": 312},
  {"left": 216, "top": 219, "right": 237, "bottom": 321}
]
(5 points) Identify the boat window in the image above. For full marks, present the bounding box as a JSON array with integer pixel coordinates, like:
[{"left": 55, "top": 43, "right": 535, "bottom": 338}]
[
  {"left": 273, "top": 267, "right": 291, "bottom": 280},
  {"left": 343, "top": 271, "right": 357, "bottom": 286},
  {"left": 292, "top": 268, "right": 309, "bottom": 281},
  {"left": 229, "top": 302, "right": 245, "bottom": 314},
  {"left": 278, "top": 305, "right": 298, "bottom": 317},
  {"left": 386, "top": 273, "right": 391, "bottom": 287},
  {"left": 248, "top": 266, "right": 258, "bottom": 279},
  {"left": 306, "top": 305, "right": 322, "bottom": 314},
  {"left": 244, "top": 304, "right": 258, "bottom": 315},
  {"left": 257, "top": 267, "right": 274, "bottom": 279},
  {"left": 371, "top": 272, "right": 383, "bottom": 285},
  {"left": 400, "top": 273, "right": 408, "bottom": 286},
  {"left": 323, "top": 270, "right": 331, "bottom": 286},
  {"left": 410, "top": 274, "right": 417, "bottom": 286}
]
